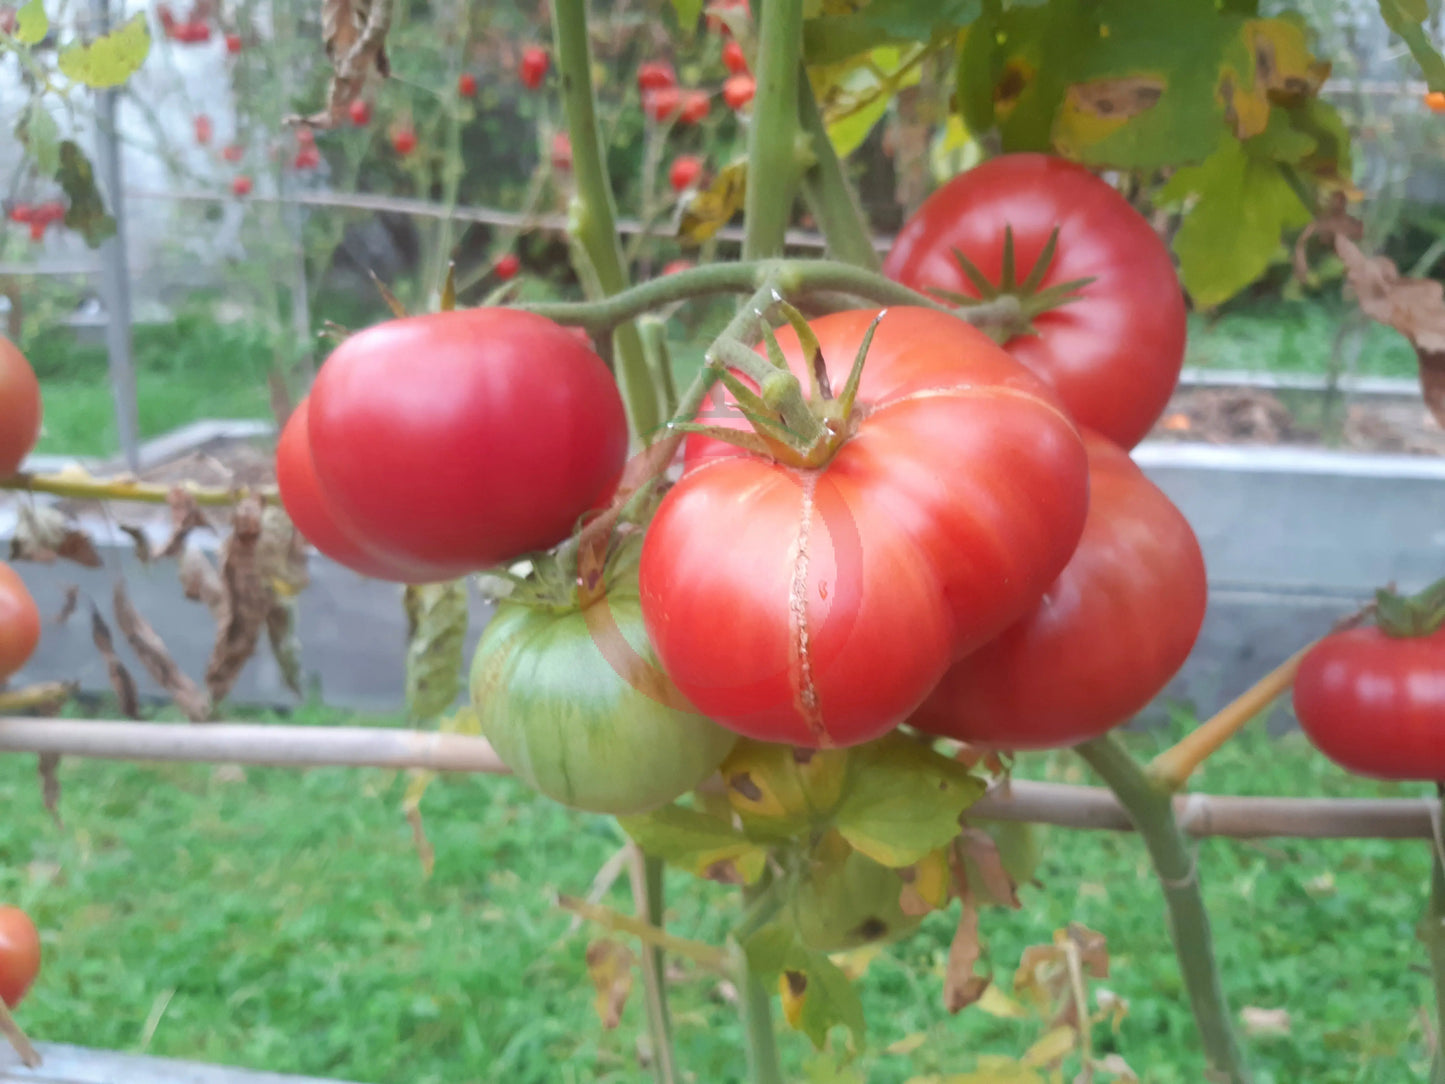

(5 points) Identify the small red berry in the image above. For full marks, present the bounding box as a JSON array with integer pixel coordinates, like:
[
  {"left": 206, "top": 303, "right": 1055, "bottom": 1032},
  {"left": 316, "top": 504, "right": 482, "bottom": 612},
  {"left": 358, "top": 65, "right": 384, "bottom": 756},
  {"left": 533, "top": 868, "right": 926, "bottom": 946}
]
[
  {"left": 231, "top": 175, "right": 253, "bottom": 197},
  {"left": 28, "top": 220, "right": 45, "bottom": 242},
  {"left": 221, "top": 143, "right": 244, "bottom": 163},
  {"left": 723, "top": 74, "right": 755, "bottom": 111},
  {"left": 662, "top": 259, "right": 694, "bottom": 276},
  {"left": 458, "top": 73, "right": 478, "bottom": 98},
  {"left": 678, "top": 89, "right": 710, "bottom": 125},
  {"left": 669, "top": 155, "right": 703, "bottom": 192},
  {"left": 348, "top": 99, "right": 371, "bottom": 126},
  {"left": 36, "top": 200, "right": 64, "bottom": 224},
  {"left": 637, "top": 61, "right": 677, "bottom": 93},
  {"left": 194, "top": 114, "right": 213, "bottom": 145},
  {"left": 225, "top": 32, "right": 242, "bottom": 53},
  {"left": 392, "top": 126, "right": 417, "bottom": 156},
  {"left": 293, "top": 146, "right": 321, "bottom": 170},
  {"left": 8, "top": 203, "right": 32, "bottom": 225},
  {"left": 722, "top": 40, "right": 747, "bottom": 74},
  {"left": 550, "top": 132, "right": 573, "bottom": 172},
  {"left": 494, "top": 253, "right": 521, "bottom": 280},
  {"left": 519, "top": 46, "right": 549, "bottom": 90},
  {"left": 643, "top": 86, "right": 681, "bottom": 123},
  {"left": 180, "top": 20, "right": 210, "bottom": 42}
]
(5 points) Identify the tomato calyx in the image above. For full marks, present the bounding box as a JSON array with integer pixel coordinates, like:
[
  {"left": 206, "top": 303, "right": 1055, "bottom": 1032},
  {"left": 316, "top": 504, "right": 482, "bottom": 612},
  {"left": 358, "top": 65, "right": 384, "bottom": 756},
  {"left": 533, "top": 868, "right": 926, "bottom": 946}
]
[
  {"left": 675, "top": 302, "right": 884, "bottom": 469},
  {"left": 1373, "top": 575, "right": 1445, "bottom": 638},
  {"left": 924, "top": 226, "right": 1095, "bottom": 342}
]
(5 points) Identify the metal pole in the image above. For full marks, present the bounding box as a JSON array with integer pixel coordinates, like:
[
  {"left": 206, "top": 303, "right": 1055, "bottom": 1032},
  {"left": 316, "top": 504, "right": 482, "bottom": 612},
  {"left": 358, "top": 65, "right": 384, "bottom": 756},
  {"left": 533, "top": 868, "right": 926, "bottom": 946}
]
[{"left": 89, "top": 0, "right": 141, "bottom": 470}]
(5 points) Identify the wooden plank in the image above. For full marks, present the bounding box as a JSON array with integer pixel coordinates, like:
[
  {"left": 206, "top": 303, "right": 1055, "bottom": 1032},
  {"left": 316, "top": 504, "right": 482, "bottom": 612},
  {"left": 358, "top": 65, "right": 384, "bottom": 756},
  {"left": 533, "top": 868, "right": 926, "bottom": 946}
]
[{"left": 1, "top": 1043, "right": 360, "bottom": 1084}]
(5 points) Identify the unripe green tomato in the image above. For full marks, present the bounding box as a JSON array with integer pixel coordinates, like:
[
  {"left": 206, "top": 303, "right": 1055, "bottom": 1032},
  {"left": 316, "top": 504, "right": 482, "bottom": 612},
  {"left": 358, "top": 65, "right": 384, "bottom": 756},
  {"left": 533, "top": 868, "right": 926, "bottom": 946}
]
[
  {"left": 792, "top": 848, "right": 923, "bottom": 953},
  {"left": 470, "top": 582, "right": 736, "bottom": 815}
]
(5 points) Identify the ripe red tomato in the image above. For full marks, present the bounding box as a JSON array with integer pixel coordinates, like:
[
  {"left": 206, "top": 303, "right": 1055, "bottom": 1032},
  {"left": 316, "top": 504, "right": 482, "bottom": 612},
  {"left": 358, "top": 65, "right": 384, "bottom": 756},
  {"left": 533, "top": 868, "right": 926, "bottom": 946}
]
[
  {"left": 883, "top": 154, "right": 1187, "bottom": 450},
  {"left": 722, "top": 74, "right": 755, "bottom": 111},
  {"left": 221, "top": 142, "right": 244, "bottom": 162},
  {"left": 519, "top": 45, "right": 549, "bottom": 90},
  {"left": 1294, "top": 623, "right": 1445, "bottom": 780},
  {"left": 494, "top": 253, "right": 521, "bottom": 280},
  {"left": 33, "top": 201, "right": 63, "bottom": 225},
  {"left": 1427, "top": 91, "right": 1445, "bottom": 114},
  {"left": 457, "top": 72, "right": 478, "bottom": 98},
  {"left": 550, "top": 132, "right": 573, "bottom": 171},
  {"left": 308, "top": 309, "right": 629, "bottom": 578},
  {"left": 193, "top": 114, "right": 212, "bottom": 145},
  {"left": 224, "top": 31, "right": 242, "bottom": 53},
  {"left": 643, "top": 86, "right": 681, "bottom": 123},
  {"left": 0, "top": 337, "right": 41, "bottom": 479},
  {"left": 637, "top": 60, "right": 677, "bottom": 93},
  {"left": 677, "top": 89, "right": 710, "bottom": 125},
  {"left": 276, "top": 398, "right": 428, "bottom": 582},
  {"left": 669, "top": 155, "right": 703, "bottom": 192},
  {"left": 0, "top": 562, "right": 41, "bottom": 683},
  {"left": 392, "top": 126, "right": 417, "bottom": 156},
  {"left": 7, "top": 204, "right": 31, "bottom": 224},
  {"left": 640, "top": 307, "right": 1089, "bottom": 748},
  {"left": 231, "top": 175, "right": 252, "bottom": 197},
  {"left": 293, "top": 146, "right": 321, "bottom": 171},
  {"left": 177, "top": 20, "right": 210, "bottom": 42},
  {"left": 722, "top": 40, "right": 748, "bottom": 74},
  {"left": 0, "top": 907, "right": 40, "bottom": 1009},
  {"left": 347, "top": 99, "right": 371, "bottom": 126},
  {"left": 911, "top": 429, "right": 1207, "bottom": 750},
  {"left": 662, "top": 259, "right": 694, "bottom": 276}
]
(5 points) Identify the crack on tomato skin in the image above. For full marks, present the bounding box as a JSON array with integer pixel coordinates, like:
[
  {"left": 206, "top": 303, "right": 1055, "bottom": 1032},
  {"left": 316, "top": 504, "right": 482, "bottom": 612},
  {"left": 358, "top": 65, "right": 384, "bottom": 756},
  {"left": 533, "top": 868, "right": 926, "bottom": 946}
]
[
  {"left": 869, "top": 383, "right": 1080, "bottom": 431},
  {"left": 789, "top": 474, "right": 829, "bottom": 748}
]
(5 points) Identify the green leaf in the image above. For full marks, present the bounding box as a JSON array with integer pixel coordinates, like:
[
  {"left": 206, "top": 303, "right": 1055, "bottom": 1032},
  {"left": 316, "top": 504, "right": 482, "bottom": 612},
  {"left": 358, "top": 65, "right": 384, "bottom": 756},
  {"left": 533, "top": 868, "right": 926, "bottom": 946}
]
[
  {"left": 1244, "top": 106, "right": 1316, "bottom": 163},
  {"left": 669, "top": 0, "right": 702, "bottom": 30},
  {"left": 403, "top": 580, "right": 468, "bottom": 722},
  {"left": 57, "top": 11, "right": 150, "bottom": 88},
  {"left": 955, "top": 9, "right": 1001, "bottom": 136},
  {"left": 16, "top": 101, "right": 60, "bottom": 177},
  {"left": 831, "top": 734, "right": 984, "bottom": 867},
  {"left": 56, "top": 141, "right": 116, "bottom": 247},
  {"left": 15, "top": 0, "right": 48, "bottom": 44},
  {"left": 858, "top": 0, "right": 980, "bottom": 39},
  {"left": 618, "top": 804, "right": 768, "bottom": 884},
  {"left": 744, "top": 922, "right": 866, "bottom": 1050},
  {"left": 1378, "top": 0, "right": 1445, "bottom": 89},
  {"left": 1158, "top": 134, "right": 1312, "bottom": 308},
  {"left": 1050, "top": 0, "right": 1234, "bottom": 169},
  {"left": 993, "top": 0, "right": 1093, "bottom": 154}
]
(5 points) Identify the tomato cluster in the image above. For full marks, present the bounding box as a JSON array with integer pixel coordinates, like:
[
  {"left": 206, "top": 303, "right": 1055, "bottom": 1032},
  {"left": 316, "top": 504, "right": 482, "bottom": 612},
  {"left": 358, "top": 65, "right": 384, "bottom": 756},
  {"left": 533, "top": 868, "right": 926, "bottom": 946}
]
[
  {"left": 278, "top": 309, "right": 629, "bottom": 584},
  {"left": 0, "top": 339, "right": 43, "bottom": 685},
  {"left": 6, "top": 200, "right": 65, "bottom": 244},
  {"left": 0, "top": 907, "right": 40, "bottom": 1010}
]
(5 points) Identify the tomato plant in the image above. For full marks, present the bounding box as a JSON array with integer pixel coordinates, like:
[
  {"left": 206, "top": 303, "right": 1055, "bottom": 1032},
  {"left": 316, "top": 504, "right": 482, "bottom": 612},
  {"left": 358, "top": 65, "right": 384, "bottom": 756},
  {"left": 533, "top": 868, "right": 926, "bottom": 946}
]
[
  {"left": 722, "top": 39, "right": 747, "bottom": 74},
  {"left": 193, "top": 114, "right": 212, "bottom": 145},
  {"left": 669, "top": 155, "right": 703, "bottom": 192},
  {"left": 791, "top": 844, "right": 921, "bottom": 952},
  {"left": 308, "top": 309, "right": 629, "bottom": 579},
  {"left": 1428, "top": 91, "right": 1445, "bottom": 114},
  {"left": 640, "top": 307, "right": 1089, "bottom": 748},
  {"left": 883, "top": 154, "right": 1187, "bottom": 450},
  {"left": 722, "top": 74, "right": 754, "bottom": 111},
  {"left": 636, "top": 60, "right": 676, "bottom": 92},
  {"left": 0, "top": 561, "right": 40, "bottom": 684},
  {"left": 912, "top": 429, "right": 1207, "bottom": 750},
  {"left": 677, "top": 89, "right": 710, "bottom": 125},
  {"left": 231, "top": 175, "right": 252, "bottom": 197},
  {"left": 519, "top": 46, "right": 549, "bottom": 90},
  {"left": 224, "top": 31, "right": 242, "bottom": 53},
  {"left": 347, "top": 99, "right": 371, "bottom": 126},
  {"left": 457, "top": 73, "right": 478, "bottom": 98},
  {"left": 0, "top": 336, "right": 42, "bottom": 479},
  {"left": 643, "top": 87, "right": 681, "bottom": 123},
  {"left": 221, "top": 142, "right": 245, "bottom": 162},
  {"left": 0, "top": 907, "right": 40, "bottom": 1010},
  {"left": 392, "top": 125, "right": 417, "bottom": 156},
  {"left": 470, "top": 540, "right": 736, "bottom": 815},
  {"left": 1294, "top": 617, "right": 1445, "bottom": 781},
  {"left": 494, "top": 253, "right": 521, "bottom": 280}
]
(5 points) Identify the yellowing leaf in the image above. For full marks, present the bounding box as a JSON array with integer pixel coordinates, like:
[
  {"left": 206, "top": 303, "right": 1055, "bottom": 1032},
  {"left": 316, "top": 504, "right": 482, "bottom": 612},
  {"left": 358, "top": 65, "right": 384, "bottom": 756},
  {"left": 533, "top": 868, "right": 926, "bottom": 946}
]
[
  {"left": 885, "top": 1031, "right": 928, "bottom": 1056},
  {"left": 585, "top": 939, "right": 635, "bottom": 1029},
  {"left": 619, "top": 804, "right": 768, "bottom": 884},
  {"left": 403, "top": 580, "right": 468, "bottom": 723},
  {"left": 1052, "top": 74, "right": 1164, "bottom": 157},
  {"left": 977, "top": 984, "right": 1032, "bottom": 1019},
  {"left": 57, "top": 12, "right": 150, "bottom": 88},
  {"left": 898, "top": 846, "right": 951, "bottom": 915},
  {"left": 678, "top": 160, "right": 746, "bottom": 246},
  {"left": 781, "top": 969, "right": 808, "bottom": 1030},
  {"left": 15, "top": 0, "right": 48, "bottom": 44},
  {"left": 1020, "top": 1025, "right": 1077, "bottom": 1069}
]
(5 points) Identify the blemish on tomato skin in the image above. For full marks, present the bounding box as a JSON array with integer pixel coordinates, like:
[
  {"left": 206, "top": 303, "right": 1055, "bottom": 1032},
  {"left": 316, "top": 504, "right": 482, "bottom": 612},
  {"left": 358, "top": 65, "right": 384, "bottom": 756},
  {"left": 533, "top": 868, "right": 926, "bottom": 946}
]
[{"left": 819, "top": 581, "right": 828, "bottom": 600}]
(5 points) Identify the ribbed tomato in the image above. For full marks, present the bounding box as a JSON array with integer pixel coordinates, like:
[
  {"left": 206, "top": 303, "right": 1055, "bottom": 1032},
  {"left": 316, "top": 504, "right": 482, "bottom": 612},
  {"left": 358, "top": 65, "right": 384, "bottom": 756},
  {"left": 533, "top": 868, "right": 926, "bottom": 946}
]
[
  {"left": 1294, "top": 623, "right": 1445, "bottom": 781},
  {"left": 912, "top": 430, "right": 1207, "bottom": 749},
  {"left": 639, "top": 307, "right": 1089, "bottom": 748},
  {"left": 0, "top": 336, "right": 42, "bottom": 478},
  {"left": 883, "top": 154, "right": 1187, "bottom": 449},
  {"left": 308, "top": 309, "right": 628, "bottom": 579},
  {"left": 0, "top": 561, "right": 40, "bottom": 683}
]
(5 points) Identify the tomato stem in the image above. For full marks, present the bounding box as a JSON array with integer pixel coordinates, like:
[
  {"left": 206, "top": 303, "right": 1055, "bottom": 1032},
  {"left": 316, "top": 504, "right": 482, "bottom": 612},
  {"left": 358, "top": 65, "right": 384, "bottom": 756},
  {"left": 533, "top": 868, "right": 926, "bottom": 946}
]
[
  {"left": 731, "top": 876, "right": 787, "bottom": 1084},
  {"left": 742, "top": 0, "right": 803, "bottom": 259},
  {"left": 1375, "top": 574, "right": 1445, "bottom": 638},
  {"left": 794, "top": 65, "right": 882, "bottom": 271},
  {"left": 1, "top": 471, "right": 277, "bottom": 506},
  {"left": 550, "top": 0, "right": 660, "bottom": 441},
  {"left": 1077, "top": 734, "right": 1254, "bottom": 1084},
  {"left": 629, "top": 849, "right": 680, "bottom": 1084},
  {"left": 0, "top": 997, "right": 41, "bottom": 1068}
]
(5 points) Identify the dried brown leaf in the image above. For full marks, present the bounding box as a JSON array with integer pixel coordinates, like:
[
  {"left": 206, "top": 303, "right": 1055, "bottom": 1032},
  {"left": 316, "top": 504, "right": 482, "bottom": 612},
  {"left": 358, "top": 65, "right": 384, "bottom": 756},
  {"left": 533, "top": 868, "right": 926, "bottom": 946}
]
[
  {"left": 205, "top": 498, "right": 271, "bottom": 705},
  {"left": 956, "top": 828, "right": 1022, "bottom": 910},
  {"left": 285, "top": 0, "right": 392, "bottom": 129},
  {"left": 160, "top": 488, "right": 211, "bottom": 559},
  {"left": 585, "top": 939, "right": 635, "bottom": 1029},
  {"left": 404, "top": 803, "right": 435, "bottom": 878},
  {"left": 10, "top": 504, "right": 102, "bottom": 567},
  {"left": 1062, "top": 922, "right": 1109, "bottom": 980},
  {"left": 266, "top": 598, "right": 304, "bottom": 697},
  {"left": 112, "top": 579, "right": 212, "bottom": 722},
  {"left": 0, "top": 682, "right": 73, "bottom": 714},
  {"left": 118, "top": 524, "right": 153, "bottom": 564},
  {"left": 37, "top": 753, "right": 61, "bottom": 828},
  {"left": 257, "top": 505, "right": 310, "bottom": 599},
  {"left": 943, "top": 900, "right": 989, "bottom": 1013},
  {"left": 90, "top": 604, "right": 139, "bottom": 718},
  {"left": 178, "top": 548, "right": 225, "bottom": 618},
  {"left": 53, "top": 585, "right": 79, "bottom": 626}
]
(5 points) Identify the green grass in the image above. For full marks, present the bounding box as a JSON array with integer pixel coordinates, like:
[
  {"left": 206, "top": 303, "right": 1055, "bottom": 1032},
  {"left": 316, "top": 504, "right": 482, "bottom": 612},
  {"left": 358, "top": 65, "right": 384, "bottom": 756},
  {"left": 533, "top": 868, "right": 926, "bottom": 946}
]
[
  {"left": 1186, "top": 299, "right": 1418, "bottom": 379},
  {"left": 0, "top": 705, "right": 1435, "bottom": 1083}
]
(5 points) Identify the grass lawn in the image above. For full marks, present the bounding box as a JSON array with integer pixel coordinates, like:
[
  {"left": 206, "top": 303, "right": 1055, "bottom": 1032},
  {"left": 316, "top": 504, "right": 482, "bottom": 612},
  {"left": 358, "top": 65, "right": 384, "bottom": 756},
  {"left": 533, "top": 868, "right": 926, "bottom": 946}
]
[
  {"left": 0, "top": 706, "right": 1434, "bottom": 1084},
  {"left": 23, "top": 297, "right": 1420, "bottom": 460}
]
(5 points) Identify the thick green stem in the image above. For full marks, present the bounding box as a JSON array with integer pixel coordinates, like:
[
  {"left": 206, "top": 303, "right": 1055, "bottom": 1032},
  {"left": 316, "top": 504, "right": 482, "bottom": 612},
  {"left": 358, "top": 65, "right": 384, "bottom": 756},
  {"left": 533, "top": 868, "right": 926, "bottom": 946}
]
[
  {"left": 1427, "top": 787, "right": 1445, "bottom": 1083},
  {"left": 550, "top": 0, "right": 659, "bottom": 440},
  {"left": 795, "top": 66, "right": 880, "bottom": 271},
  {"left": 630, "top": 851, "right": 679, "bottom": 1084},
  {"left": 739, "top": 968, "right": 785, "bottom": 1084},
  {"left": 518, "top": 258, "right": 1020, "bottom": 332},
  {"left": 638, "top": 317, "right": 678, "bottom": 420},
  {"left": 1076, "top": 735, "right": 1253, "bottom": 1084},
  {"left": 743, "top": 0, "right": 804, "bottom": 259}
]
